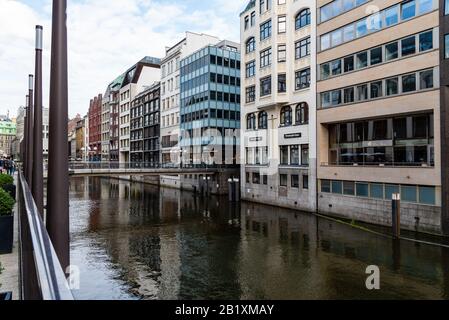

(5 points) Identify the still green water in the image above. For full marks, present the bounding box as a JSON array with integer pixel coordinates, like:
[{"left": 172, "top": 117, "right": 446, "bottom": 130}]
[{"left": 69, "top": 177, "right": 449, "bottom": 300}]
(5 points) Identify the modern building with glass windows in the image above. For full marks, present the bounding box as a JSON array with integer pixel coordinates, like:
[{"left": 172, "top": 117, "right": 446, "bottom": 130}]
[
  {"left": 316, "top": 0, "right": 446, "bottom": 234},
  {"left": 240, "top": 0, "right": 318, "bottom": 212},
  {"left": 179, "top": 40, "right": 241, "bottom": 167}
]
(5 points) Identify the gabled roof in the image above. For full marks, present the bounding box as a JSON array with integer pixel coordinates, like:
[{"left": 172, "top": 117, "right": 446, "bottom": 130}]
[
  {"left": 240, "top": 0, "right": 255, "bottom": 16},
  {"left": 120, "top": 56, "right": 161, "bottom": 89}
]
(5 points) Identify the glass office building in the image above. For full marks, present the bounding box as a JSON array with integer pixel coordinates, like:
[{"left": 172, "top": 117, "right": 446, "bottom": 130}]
[{"left": 180, "top": 41, "right": 241, "bottom": 166}]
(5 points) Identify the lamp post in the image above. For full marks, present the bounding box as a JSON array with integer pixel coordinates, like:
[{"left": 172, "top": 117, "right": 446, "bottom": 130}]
[
  {"left": 23, "top": 95, "right": 29, "bottom": 176},
  {"left": 32, "top": 25, "right": 44, "bottom": 215},
  {"left": 27, "top": 75, "right": 34, "bottom": 185},
  {"left": 46, "top": 0, "right": 70, "bottom": 272}
]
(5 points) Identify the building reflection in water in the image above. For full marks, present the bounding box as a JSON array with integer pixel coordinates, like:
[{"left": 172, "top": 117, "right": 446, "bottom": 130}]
[{"left": 69, "top": 177, "right": 449, "bottom": 300}]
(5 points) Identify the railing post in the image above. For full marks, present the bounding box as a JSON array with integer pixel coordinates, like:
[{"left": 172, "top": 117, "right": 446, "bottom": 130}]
[
  {"left": 32, "top": 25, "right": 44, "bottom": 216},
  {"left": 46, "top": 0, "right": 70, "bottom": 272},
  {"left": 27, "top": 75, "right": 34, "bottom": 185}
]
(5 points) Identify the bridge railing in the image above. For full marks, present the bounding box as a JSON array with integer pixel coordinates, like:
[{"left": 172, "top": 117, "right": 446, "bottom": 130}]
[
  {"left": 18, "top": 171, "right": 74, "bottom": 300},
  {"left": 68, "top": 162, "right": 240, "bottom": 170}
]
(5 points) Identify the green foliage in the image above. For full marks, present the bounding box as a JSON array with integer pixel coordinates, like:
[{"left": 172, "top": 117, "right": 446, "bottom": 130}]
[
  {"left": 0, "top": 188, "right": 14, "bottom": 216},
  {"left": 0, "top": 174, "right": 13, "bottom": 189}
]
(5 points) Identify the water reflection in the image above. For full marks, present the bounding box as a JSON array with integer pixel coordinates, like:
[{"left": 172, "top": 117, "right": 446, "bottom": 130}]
[{"left": 69, "top": 177, "right": 449, "bottom": 300}]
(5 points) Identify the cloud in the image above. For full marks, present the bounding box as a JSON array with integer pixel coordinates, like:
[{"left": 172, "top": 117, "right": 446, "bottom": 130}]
[{"left": 0, "top": 0, "right": 247, "bottom": 118}]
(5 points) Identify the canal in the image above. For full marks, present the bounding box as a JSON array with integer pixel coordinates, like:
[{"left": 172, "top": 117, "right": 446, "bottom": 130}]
[{"left": 69, "top": 177, "right": 449, "bottom": 300}]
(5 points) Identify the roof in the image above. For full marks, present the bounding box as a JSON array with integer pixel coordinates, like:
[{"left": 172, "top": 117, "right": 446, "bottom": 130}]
[{"left": 240, "top": 0, "right": 255, "bottom": 16}]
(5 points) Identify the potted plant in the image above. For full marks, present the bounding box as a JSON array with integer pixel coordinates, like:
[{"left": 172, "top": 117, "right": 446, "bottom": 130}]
[
  {"left": 0, "top": 188, "right": 15, "bottom": 254},
  {"left": 0, "top": 174, "right": 15, "bottom": 199},
  {"left": 0, "top": 261, "right": 12, "bottom": 300}
]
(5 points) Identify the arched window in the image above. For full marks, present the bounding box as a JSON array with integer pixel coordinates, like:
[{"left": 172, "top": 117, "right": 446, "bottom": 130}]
[
  {"left": 246, "top": 37, "right": 256, "bottom": 54},
  {"left": 295, "top": 9, "right": 311, "bottom": 30},
  {"left": 258, "top": 112, "right": 268, "bottom": 129},
  {"left": 280, "top": 106, "right": 292, "bottom": 126},
  {"left": 247, "top": 113, "right": 256, "bottom": 130},
  {"left": 296, "top": 102, "right": 309, "bottom": 125}
]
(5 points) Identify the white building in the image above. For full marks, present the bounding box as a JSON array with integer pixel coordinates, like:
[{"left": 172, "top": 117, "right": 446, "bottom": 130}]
[
  {"left": 101, "top": 88, "right": 111, "bottom": 161},
  {"left": 240, "top": 0, "right": 317, "bottom": 212},
  {"left": 119, "top": 57, "right": 161, "bottom": 163}
]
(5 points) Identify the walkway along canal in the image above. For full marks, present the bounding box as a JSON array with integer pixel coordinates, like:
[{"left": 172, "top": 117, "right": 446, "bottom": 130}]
[{"left": 69, "top": 176, "right": 449, "bottom": 300}]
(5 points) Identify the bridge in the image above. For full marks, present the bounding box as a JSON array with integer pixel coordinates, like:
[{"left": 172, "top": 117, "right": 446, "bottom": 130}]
[{"left": 68, "top": 162, "right": 240, "bottom": 177}]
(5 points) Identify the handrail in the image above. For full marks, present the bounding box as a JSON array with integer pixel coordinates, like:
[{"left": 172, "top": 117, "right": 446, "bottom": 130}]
[{"left": 18, "top": 171, "right": 74, "bottom": 300}]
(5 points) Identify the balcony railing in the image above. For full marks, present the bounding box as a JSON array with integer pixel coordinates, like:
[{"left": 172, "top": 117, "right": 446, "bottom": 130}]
[{"left": 18, "top": 172, "right": 74, "bottom": 300}]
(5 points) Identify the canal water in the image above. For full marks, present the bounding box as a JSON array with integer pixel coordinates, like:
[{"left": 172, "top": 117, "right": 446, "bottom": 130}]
[{"left": 69, "top": 177, "right": 449, "bottom": 300}]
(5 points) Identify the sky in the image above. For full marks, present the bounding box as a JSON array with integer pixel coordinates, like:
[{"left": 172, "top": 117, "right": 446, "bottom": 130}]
[{"left": 0, "top": 0, "right": 247, "bottom": 119}]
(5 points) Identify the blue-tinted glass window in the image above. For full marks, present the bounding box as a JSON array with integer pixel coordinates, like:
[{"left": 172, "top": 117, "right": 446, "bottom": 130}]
[
  {"left": 418, "top": 0, "right": 433, "bottom": 14},
  {"left": 321, "top": 180, "right": 331, "bottom": 193},
  {"left": 419, "top": 31, "right": 433, "bottom": 52},
  {"left": 356, "top": 183, "right": 369, "bottom": 197},
  {"left": 332, "top": 180, "right": 343, "bottom": 194},
  {"left": 401, "top": 185, "right": 417, "bottom": 202},
  {"left": 385, "top": 184, "right": 400, "bottom": 200},
  {"left": 370, "top": 184, "right": 384, "bottom": 199},
  {"left": 401, "top": 0, "right": 416, "bottom": 20},
  {"left": 419, "top": 186, "right": 436, "bottom": 205}
]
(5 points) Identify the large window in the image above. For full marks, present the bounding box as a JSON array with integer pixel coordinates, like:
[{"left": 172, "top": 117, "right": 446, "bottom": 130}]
[
  {"left": 246, "top": 86, "right": 256, "bottom": 103},
  {"left": 328, "top": 113, "right": 434, "bottom": 166},
  {"left": 295, "top": 37, "right": 311, "bottom": 59},
  {"left": 246, "top": 60, "right": 256, "bottom": 78},
  {"left": 260, "top": 48, "right": 272, "bottom": 68},
  {"left": 246, "top": 37, "right": 256, "bottom": 54},
  {"left": 247, "top": 113, "right": 256, "bottom": 130},
  {"left": 260, "top": 20, "right": 272, "bottom": 40},
  {"left": 296, "top": 9, "right": 311, "bottom": 29},
  {"left": 278, "top": 74, "right": 286, "bottom": 93},
  {"left": 278, "top": 15, "right": 286, "bottom": 34},
  {"left": 296, "top": 103, "right": 308, "bottom": 125},
  {"left": 280, "top": 106, "right": 292, "bottom": 126},
  {"left": 258, "top": 112, "right": 268, "bottom": 129},
  {"left": 260, "top": 76, "right": 272, "bottom": 96},
  {"left": 320, "top": 0, "right": 368, "bottom": 23},
  {"left": 320, "top": 1, "right": 435, "bottom": 50},
  {"left": 278, "top": 44, "right": 286, "bottom": 62},
  {"left": 295, "top": 68, "right": 311, "bottom": 90}
]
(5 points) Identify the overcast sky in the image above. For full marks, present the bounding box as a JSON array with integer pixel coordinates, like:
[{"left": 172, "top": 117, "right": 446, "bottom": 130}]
[{"left": 0, "top": 0, "right": 247, "bottom": 119}]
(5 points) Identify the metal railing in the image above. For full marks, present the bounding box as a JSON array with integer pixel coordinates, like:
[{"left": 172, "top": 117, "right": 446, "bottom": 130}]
[
  {"left": 68, "top": 161, "right": 240, "bottom": 170},
  {"left": 320, "top": 162, "right": 434, "bottom": 168},
  {"left": 18, "top": 171, "right": 74, "bottom": 300}
]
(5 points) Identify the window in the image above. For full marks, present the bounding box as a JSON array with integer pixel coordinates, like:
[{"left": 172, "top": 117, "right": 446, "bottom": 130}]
[
  {"left": 290, "top": 145, "right": 300, "bottom": 165},
  {"left": 303, "top": 175, "right": 309, "bottom": 189},
  {"left": 278, "top": 44, "right": 286, "bottom": 62},
  {"left": 401, "top": 0, "right": 416, "bottom": 20},
  {"left": 419, "top": 186, "right": 435, "bottom": 205},
  {"left": 296, "top": 103, "right": 309, "bottom": 124},
  {"left": 386, "top": 77, "right": 399, "bottom": 96},
  {"left": 332, "top": 181, "right": 343, "bottom": 194},
  {"left": 332, "top": 90, "right": 342, "bottom": 105},
  {"left": 418, "top": 0, "right": 433, "bottom": 14},
  {"left": 321, "top": 180, "right": 331, "bottom": 193},
  {"left": 356, "top": 20, "right": 367, "bottom": 38},
  {"left": 280, "top": 146, "right": 288, "bottom": 165},
  {"left": 445, "top": 34, "right": 449, "bottom": 59},
  {"left": 278, "top": 74, "right": 286, "bottom": 93},
  {"left": 356, "top": 183, "right": 369, "bottom": 197},
  {"left": 295, "top": 37, "right": 311, "bottom": 59},
  {"left": 401, "top": 36, "right": 416, "bottom": 56},
  {"left": 296, "top": 9, "right": 311, "bottom": 30},
  {"left": 291, "top": 175, "right": 299, "bottom": 188},
  {"left": 402, "top": 73, "right": 416, "bottom": 92},
  {"left": 246, "top": 37, "right": 256, "bottom": 53},
  {"left": 246, "top": 60, "right": 256, "bottom": 78},
  {"left": 343, "top": 24, "right": 355, "bottom": 42},
  {"left": 385, "top": 185, "right": 400, "bottom": 200},
  {"left": 385, "top": 42, "right": 398, "bottom": 61},
  {"left": 370, "top": 47, "right": 382, "bottom": 65},
  {"left": 260, "top": 20, "right": 272, "bottom": 40},
  {"left": 258, "top": 112, "right": 268, "bottom": 129},
  {"left": 260, "top": 0, "right": 265, "bottom": 13},
  {"left": 280, "top": 174, "right": 288, "bottom": 187},
  {"left": 247, "top": 113, "right": 256, "bottom": 130},
  {"left": 244, "top": 16, "right": 249, "bottom": 30},
  {"left": 278, "top": 15, "right": 286, "bottom": 34},
  {"left": 246, "top": 86, "right": 256, "bottom": 103},
  {"left": 321, "top": 34, "right": 331, "bottom": 50},
  {"left": 343, "top": 181, "right": 355, "bottom": 195},
  {"left": 344, "top": 56, "right": 354, "bottom": 72},
  {"left": 295, "top": 68, "right": 311, "bottom": 90},
  {"left": 385, "top": 5, "right": 399, "bottom": 26},
  {"left": 321, "top": 63, "right": 330, "bottom": 80},
  {"left": 260, "top": 48, "right": 272, "bottom": 68},
  {"left": 301, "top": 144, "right": 309, "bottom": 165},
  {"left": 356, "top": 84, "right": 368, "bottom": 101},
  {"left": 420, "top": 69, "right": 433, "bottom": 89},
  {"left": 370, "top": 184, "right": 384, "bottom": 199},
  {"left": 331, "top": 29, "right": 343, "bottom": 47},
  {"left": 280, "top": 106, "right": 292, "bottom": 126},
  {"left": 356, "top": 52, "right": 368, "bottom": 69},
  {"left": 260, "top": 76, "right": 272, "bottom": 96},
  {"left": 446, "top": 0, "right": 449, "bottom": 15},
  {"left": 344, "top": 87, "right": 354, "bottom": 103},
  {"left": 370, "top": 81, "right": 383, "bottom": 98},
  {"left": 331, "top": 59, "right": 341, "bottom": 76},
  {"left": 252, "top": 172, "right": 260, "bottom": 184},
  {"left": 401, "top": 185, "right": 417, "bottom": 202},
  {"left": 251, "top": 11, "right": 256, "bottom": 26},
  {"left": 419, "top": 30, "right": 433, "bottom": 52}
]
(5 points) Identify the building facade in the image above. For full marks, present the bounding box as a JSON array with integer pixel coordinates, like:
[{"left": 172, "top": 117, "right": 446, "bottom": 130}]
[
  {"left": 179, "top": 40, "right": 241, "bottom": 166},
  {"left": 88, "top": 94, "right": 102, "bottom": 161},
  {"left": 108, "top": 75, "right": 124, "bottom": 162},
  {"left": 130, "top": 83, "right": 161, "bottom": 166},
  {"left": 0, "top": 120, "right": 16, "bottom": 157},
  {"left": 160, "top": 32, "right": 221, "bottom": 166},
  {"left": 240, "top": 0, "right": 318, "bottom": 212},
  {"left": 101, "top": 89, "right": 111, "bottom": 162},
  {"left": 119, "top": 57, "right": 161, "bottom": 163},
  {"left": 316, "top": 0, "right": 443, "bottom": 233}
]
